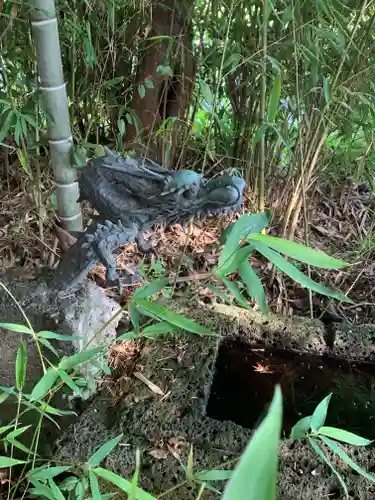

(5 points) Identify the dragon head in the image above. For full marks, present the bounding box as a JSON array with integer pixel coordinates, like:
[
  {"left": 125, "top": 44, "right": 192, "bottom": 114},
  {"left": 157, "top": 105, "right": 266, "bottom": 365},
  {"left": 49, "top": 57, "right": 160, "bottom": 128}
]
[{"left": 78, "top": 149, "right": 246, "bottom": 228}]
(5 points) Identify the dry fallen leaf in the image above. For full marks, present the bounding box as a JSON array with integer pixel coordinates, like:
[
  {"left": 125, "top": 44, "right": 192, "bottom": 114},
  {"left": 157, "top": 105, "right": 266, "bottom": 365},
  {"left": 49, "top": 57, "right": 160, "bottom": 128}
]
[
  {"left": 149, "top": 448, "right": 169, "bottom": 460},
  {"left": 133, "top": 372, "right": 164, "bottom": 396}
]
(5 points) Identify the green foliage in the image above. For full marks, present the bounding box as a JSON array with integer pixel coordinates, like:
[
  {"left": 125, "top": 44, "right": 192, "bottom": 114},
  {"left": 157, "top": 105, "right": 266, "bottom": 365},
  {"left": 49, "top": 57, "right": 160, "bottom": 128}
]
[
  {"left": 133, "top": 299, "right": 217, "bottom": 336},
  {"left": 88, "top": 434, "right": 124, "bottom": 468},
  {"left": 15, "top": 341, "right": 27, "bottom": 391},
  {"left": 216, "top": 212, "right": 351, "bottom": 311},
  {"left": 222, "top": 386, "right": 282, "bottom": 500},
  {"left": 291, "top": 393, "right": 375, "bottom": 499}
]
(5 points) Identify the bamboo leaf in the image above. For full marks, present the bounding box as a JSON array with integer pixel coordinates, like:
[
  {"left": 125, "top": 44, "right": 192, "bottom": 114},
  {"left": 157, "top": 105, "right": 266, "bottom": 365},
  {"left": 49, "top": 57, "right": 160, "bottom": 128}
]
[
  {"left": 224, "top": 53, "right": 242, "bottom": 70},
  {"left": 0, "top": 426, "right": 14, "bottom": 436},
  {"left": 29, "top": 486, "right": 56, "bottom": 500},
  {"left": 0, "top": 457, "right": 27, "bottom": 467},
  {"left": 101, "top": 76, "right": 125, "bottom": 88},
  {"left": 29, "top": 368, "right": 59, "bottom": 402},
  {"left": 58, "top": 370, "right": 82, "bottom": 395},
  {"left": 75, "top": 479, "right": 87, "bottom": 500},
  {"left": 133, "top": 279, "right": 169, "bottom": 300},
  {"left": 217, "top": 244, "right": 255, "bottom": 276},
  {"left": 200, "top": 80, "right": 214, "bottom": 105},
  {"left": 138, "top": 84, "right": 146, "bottom": 98},
  {"left": 318, "top": 427, "right": 373, "bottom": 446},
  {"left": 117, "top": 119, "right": 126, "bottom": 136},
  {"left": 6, "top": 438, "right": 33, "bottom": 455},
  {"left": 88, "top": 434, "right": 124, "bottom": 468},
  {"left": 27, "top": 465, "right": 72, "bottom": 481},
  {"left": 140, "top": 322, "right": 177, "bottom": 337},
  {"left": 251, "top": 242, "right": 352, "bottom": 302},
  {"left": 248, "top": 234, "right": 349, "bottom": 269},
  {"left": 267, "top": 73, "right": 282, "bottom": 122},
  {"left": 116, "top": 322, "right": 177, "bottom": 341},
  {"left": 58, "top": 475, "right": 79, "bottom": 491},
  {"left": 222, "top": 386, "right": 282, "bottom": 500},
  {"left": 195, "top": 469, "right": 233, "bottom": 481},
  {"left": 38, "top": 331, "right": 83, "bottom": 342},
  {"left": 38, "top": 338, "right": 59, "bottom": 357},
  {"left": 39, "top": 403, "right": 77, "bottom": 417},
  {"left": 58, "top": 347, "right": 103, "bottom": 371},
  {"left": 290, "top": 415, "right": 312, "bottom": 440},
  {"left": 0, "top": 110, "right": 15, "bottom": 142},
  {"left": 14, "top": 117, "right": 22, "bottom": 146},
  {"left": 0, "top": 392, "right": 10, "bottom": 404},
  {"left": 253, "top": 123, "right": 268, "bottom": 144},
  {"left": 89, "top": 470, "right": 102, "bottom": 500},
  {"left": 48, "top": 477, "right": 65, "bottom": 500},
  {"left": 0, "top": 323, "right": 33, "bottom": 334},
  {"left": 206, "top": 285, "right": 233, "bottom": 305},
  {"left": 15, "top": 341, "right": 27, "bottom": 390},
  {"left": 220, "top": 277, "right": 250, "bottom": 309},
  {"left": 238, "top": 259, "right": 268, "bottom": 313},
  {"left": 310, "top": 394, "right": 332, "bottom": 431},
  {"left": 92, "top": 467, "right": 157, "bottom": 500},
  {"left": 308, "top": 437, "right": 348, "bottom": 498},
  {"left": 6, "top": 425, "right": 31, "bottom": 440},
  {"left": 134, "top": 299, "right": 217, "bottom": 336},
  {"left": 128, "top": 302, "right": 141, "bottom": 330},
  {"left": 218, "top": 212, "right": 270, "bottom": 272},
  {"left": 319, "top": 436, "right": 375, "bottom": 482},
  {"left": 157, "top": 64, "right": 173, "bottom": 77},
  {"left": 144, "top": 77, "right": 154, "bottom": 89},
  {"left": 323, "top": 77, "right": 331, "bottom": 104}
]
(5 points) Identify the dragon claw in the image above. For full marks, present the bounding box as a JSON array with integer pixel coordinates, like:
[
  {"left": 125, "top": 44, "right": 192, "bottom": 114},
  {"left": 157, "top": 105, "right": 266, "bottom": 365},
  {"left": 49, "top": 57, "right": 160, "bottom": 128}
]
[{"left": 81, "top": 220, "right": 138, "bottom": 289}]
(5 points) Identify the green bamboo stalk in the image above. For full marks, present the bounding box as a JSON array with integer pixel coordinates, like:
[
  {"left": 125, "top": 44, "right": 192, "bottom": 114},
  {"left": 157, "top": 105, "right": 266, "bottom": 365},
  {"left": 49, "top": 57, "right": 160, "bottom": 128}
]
[
  {"left": 29, "top": 0, "right": 82, "bottom": 232},
  {"left": 258, "top": 0, "right": 269, "bottom": 214}
]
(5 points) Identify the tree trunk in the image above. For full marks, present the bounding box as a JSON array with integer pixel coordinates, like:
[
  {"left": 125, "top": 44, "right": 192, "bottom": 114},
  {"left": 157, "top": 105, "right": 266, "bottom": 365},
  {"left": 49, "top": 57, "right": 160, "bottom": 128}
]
[
  {"left": 30, "top": 0, "right": 82, "bottom": 232},
  {"left": 124, "top": 0, "right": 195, "bottom": 167}
]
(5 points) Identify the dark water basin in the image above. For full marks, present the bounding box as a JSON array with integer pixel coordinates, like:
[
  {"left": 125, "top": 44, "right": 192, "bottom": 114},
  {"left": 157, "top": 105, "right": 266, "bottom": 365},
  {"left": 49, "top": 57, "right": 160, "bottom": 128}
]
[{"left": 206, "top": 337, "right": 375, "bottom": 439}]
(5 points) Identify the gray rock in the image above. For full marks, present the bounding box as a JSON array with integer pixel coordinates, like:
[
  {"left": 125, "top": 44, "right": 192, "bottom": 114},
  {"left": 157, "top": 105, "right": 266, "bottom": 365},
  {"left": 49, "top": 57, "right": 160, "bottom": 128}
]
[{"left": 0, "top": 273, "right": 122, "bottom": 405}]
